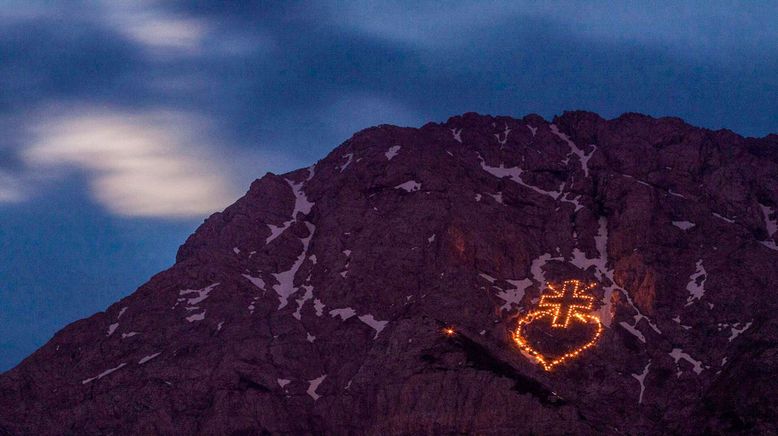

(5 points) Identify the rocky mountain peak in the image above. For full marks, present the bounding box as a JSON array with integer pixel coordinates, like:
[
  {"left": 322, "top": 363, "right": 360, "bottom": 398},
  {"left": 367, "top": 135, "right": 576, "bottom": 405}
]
[{"left": 1, "top": 111, "right": 777, "bottom": 434}]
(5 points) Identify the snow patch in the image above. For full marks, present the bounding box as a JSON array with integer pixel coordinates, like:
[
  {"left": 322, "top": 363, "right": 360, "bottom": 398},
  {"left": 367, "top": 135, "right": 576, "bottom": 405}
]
[
  {"left": 495, "top": 278, "right": 532, "bottom": 312},
  {"left": 186, "top": 310, "right": 206, "bottom": 322},
  {"left": 427, "top": 234, "right": 436, "bottom": 243},
  {"left": 277, "top": 378, "right": 291, "bottom": 388},
  {"left": 669, "top": 348, "right": 704, "bottom": 376},
  {"left": 138, "top": 352, "right": 161, "bottom": 365},
  {"left": 293, "top": 284, "right": 314, "bottom": 320},
  {"left": 117, "top": 307, "right": 127, "bottom": 319},
  {"left": 307, "top": 375, "right": 326, "bottom": 400},
  {"left": 121, "top": 332, "right": 139, "bottom": 339},
  {"left": 526, "top": 124, "right": 537, "bottom": 136},
  {"left": 358, "top": 314, "right": 389, "bottom": 338},
  {"left": 266, "top": 178, "right": 314, "bottom": 244},
  {"left": 179, "top": 283, "right": 219, "bottom": 306},
  {"left": 242, "top": 274, "right": 265, "bottom": 290},
  {"left": 631, "top": 361, "right": 651, "bottom": 404},
  {"left": 712, "top": 212, "right": 735, "bottom": 224},
  {"left": 450, "top": 128, "right": 462, "bottom": 143},
  {"left": 727, "top": 321, "right": 752, "bottom": 342},
  {"left": 82, "top": 362, "right": 127, "bottom": 384},
  {"left": 107, "top": 323, "right": 119, "bottom": 337},
  {"left": 314, "top": 299, "right": 325, "bottom": 317},
  {"left": 339, "top": 153, "right": 354, "bottom": 172},
  {"left": 385, "top": 146, "right": 401, "bottom": 160},
  {"left": 233, "top": 247, "right": 240, "bottom": 254},
  {"left": 672, "top": 221, "right": 695, "bottom": 230},
  {"left": 395, "top": 180, "right": 421, "bottom": 192},
  {"left": 272, "top": 222, "right": 315, "bottom": 309},
  {"left": 550, "top": 124, "right": 594, "bottom": 177},
  {"left": 495, "top": 124, "right": 511, "bottom": 146},
  {"left": 488, "top": 191, "right": 503, "bottom": 204},
  {"left": 330, "top": 307, "right": 356, "bottom": 320},
  {"left": 685, "top": 260, "right": 707, "bottom": 305}
]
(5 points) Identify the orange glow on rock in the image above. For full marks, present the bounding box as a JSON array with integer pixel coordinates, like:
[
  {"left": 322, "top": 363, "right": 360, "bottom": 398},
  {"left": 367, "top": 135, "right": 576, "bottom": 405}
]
[
  {"left": 442, "top": 327, "right": 456, "bottom": 336},
  {"left": 513, "top": 279, "right": 603, "bottom": 371}
]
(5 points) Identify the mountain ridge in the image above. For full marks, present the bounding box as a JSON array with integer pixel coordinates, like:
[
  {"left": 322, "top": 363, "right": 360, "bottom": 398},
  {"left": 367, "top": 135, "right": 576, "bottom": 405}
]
[{"left": 1, "top": 111, "right": 777, "bottom": 434}]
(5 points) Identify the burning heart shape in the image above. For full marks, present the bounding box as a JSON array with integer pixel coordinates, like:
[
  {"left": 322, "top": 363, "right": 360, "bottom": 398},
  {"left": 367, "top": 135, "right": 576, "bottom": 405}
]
[{"left": 512, "top": 280, "right": 603, "bottom": 371}]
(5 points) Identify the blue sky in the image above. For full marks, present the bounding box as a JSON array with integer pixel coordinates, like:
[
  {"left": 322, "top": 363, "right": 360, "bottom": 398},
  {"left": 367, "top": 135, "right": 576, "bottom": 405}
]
[{"left": 0, "top": 1, "right": 776, "bottom": 371}]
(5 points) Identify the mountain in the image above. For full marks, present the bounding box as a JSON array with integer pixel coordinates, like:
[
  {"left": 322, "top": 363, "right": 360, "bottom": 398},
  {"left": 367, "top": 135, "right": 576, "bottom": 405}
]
[{"left": 1, "top": 111, "right": 777, "bottom": 435}]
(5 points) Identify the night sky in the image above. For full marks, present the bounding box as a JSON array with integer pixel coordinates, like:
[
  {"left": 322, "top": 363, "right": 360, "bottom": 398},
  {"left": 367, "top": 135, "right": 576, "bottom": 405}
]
[{"left": 1, "top": 1, "right": 776, "bottom": 371}]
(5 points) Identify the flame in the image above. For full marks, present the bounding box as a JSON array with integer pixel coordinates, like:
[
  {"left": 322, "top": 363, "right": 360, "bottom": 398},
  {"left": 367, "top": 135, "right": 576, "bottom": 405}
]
[{"left": 512, "top": 279, "right": 603, "bottom": 371}]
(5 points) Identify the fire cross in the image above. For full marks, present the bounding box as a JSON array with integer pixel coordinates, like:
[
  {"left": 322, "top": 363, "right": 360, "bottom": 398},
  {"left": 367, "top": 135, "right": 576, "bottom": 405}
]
[{"left": 538, "top": 280, "right": 596, "bottom": 328}]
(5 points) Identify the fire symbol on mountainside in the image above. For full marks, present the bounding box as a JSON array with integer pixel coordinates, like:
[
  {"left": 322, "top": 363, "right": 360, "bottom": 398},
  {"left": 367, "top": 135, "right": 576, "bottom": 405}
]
[{"left": 512, "top": 280, "right": 603, "bottom": 371}]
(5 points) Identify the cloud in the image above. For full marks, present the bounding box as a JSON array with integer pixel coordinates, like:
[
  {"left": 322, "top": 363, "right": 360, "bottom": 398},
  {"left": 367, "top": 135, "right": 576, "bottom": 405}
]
[
  {"left": 22, "top": 107, "right": 237, "bottom": 218},
  {"left": 0, "top": 170, "right": 22, "bottom": 202}
]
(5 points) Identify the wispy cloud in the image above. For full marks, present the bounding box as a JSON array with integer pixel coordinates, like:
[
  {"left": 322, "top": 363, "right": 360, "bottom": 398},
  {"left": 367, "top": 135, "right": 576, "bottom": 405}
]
[
  {"left": 22, "top": 107, "right": 237, "bottom": 218},
  {"left": 0, "top": 170, "right": 23, "bottom": 202}
]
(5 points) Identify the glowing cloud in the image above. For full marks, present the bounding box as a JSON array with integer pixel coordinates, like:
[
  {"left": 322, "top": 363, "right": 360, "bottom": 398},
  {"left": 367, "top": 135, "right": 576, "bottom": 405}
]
[{"left": 23, "top": 108, "right": 236, "bottom": 218}]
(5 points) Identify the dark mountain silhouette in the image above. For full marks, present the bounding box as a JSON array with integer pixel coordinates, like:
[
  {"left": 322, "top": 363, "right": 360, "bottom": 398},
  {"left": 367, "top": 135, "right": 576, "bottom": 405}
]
[{"left": 2, "top": 111, "right": 777, "bottom": 434}]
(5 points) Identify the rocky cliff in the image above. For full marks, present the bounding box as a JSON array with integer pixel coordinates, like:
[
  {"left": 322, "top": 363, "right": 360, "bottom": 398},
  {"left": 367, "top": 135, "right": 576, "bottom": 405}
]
[{"left": 1, "top": 111, "right": 777, "bottom": 435}]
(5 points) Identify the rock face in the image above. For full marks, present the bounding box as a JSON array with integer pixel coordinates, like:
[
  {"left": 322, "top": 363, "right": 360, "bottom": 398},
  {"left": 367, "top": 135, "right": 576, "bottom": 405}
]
[{"left": 1, "top": 111, "right": 777, "bottom": 435}]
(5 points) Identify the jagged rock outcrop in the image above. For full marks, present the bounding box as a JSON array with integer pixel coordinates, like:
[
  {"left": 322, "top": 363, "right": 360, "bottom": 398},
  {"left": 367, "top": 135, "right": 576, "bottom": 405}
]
[{"left": 1, "top": 111, "right": 777, "bottom": 435}]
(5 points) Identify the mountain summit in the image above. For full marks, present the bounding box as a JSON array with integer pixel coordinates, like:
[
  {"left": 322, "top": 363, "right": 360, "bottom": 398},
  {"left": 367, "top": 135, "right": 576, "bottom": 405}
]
[{"left": 2, "top": 112, "right": 777, "bottom": 434}]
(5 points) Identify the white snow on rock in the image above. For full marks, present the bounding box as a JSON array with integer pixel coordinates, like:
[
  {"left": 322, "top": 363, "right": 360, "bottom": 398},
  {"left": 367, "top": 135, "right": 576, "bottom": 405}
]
[
  {"left": 266, "top": 178, "right": 315, "bottom": 244},
  {"left": 672, "top": 221, "right": 696, "bottom": 230},
  {"left": 307, "top": 375, "right": 326, "bottom": 400},
  {"left": 712, "top": 212, "right": 736, "bottom": 224},
  {"left": 759, "top": 203, "right": 778, "bottom": 250},
  {"left": 107, "top": 323, "right": 119, "bottom": 337},
  {"left": 550, "top": 124, "right": 595, "bottom": 177},
  {"left": 385, "top": 146, "right": 401, "bottom": 160},
  {"left": 685, "top": 259, "right": 707, "bottom": 305},
  {"left": 450, "top": 128, "right": 462, "bottom": 143},
  {"left": 427, "top": 234, "right": 436, "bottom": 243},
  {"left": 474, "top": 193, "right": 482, "bottom": 202},
  {"left": 488, "top": 192, "right": 503, "bottom": 204},
  {"left": 619, "top": 322, "right": 646, "bottom": 343},
  {"left": 339, "top": 153, "right": 354, "bottom": 172},
  {"left": 186, "top": 310, "right": 206, "bottom": 322},
  {"left": 82, "top": 362, "right": 127, "bottom": 384},
  {"left": 233, "top": 247, "right": 240, "bottom": 254},
  {"left": 242, "top": 274, "right": 265, "bottom": 290},
  {"left": 293, "top": 284, "right": 314, "bottom": 320},
  {"left": 631, "top": 361, "right": 651, "bottom": 404},
  {"left": 121, "top": 332, "right": 139, "bottom": 339},
  {"left": 530, "top": 253, "right": 561, "bottom": 287},
  {"left": 495, "top": 278, "right": 532, "bottom": 312},
  {"left": 138, "top": 352, "right": 161, "bottom": 365},
  {"left": 760, "top": 203, "right": 778, "bottom": 236},
  {"left": 330, "top": 307, "right": 356, "bottom": 320},
  {"left": 358, "top": 314, "right": 389, "bottom": 338},
  {"left": 179, "top": 283, "right": 220, "bottom": 306},
  {"left": 479, "top": 154, "right": 581, "bottom": 210},
  {"left": 727, "top": 321, "right": 752, "bottom": 342},
  {"left": 395, "top": 180, "right": 421, "bottom": 192},
  {"left": 306, "top": 332, "right": 316, "bottom": 342},
  {"left": 569, "top": 217, "right": 661, "bottom": 337},
  {"left": 117, "top": 307, "right": 127, "bottom": 319},
  {"left": 272, "top": 222, "right": 315, "bottom": 309},
  {"left": 277, "top": 378, "right": 291, "bottom": 388},
  {"left": 342, "top": 249, "right": 352, "bottom": 257},
  {"left": 526, "top": 124, "right": 537, "bottom": 136},
  {"left": 669, "top": 348, "right": 704, "bottom": 376},
  {"left": 672, "top": 316, "right": 692, "bottom": 330},
  {"left": 495, "top": 124, "right": 511, "bottom": 146},
  {"left": 314, "top": 299, "right": 325, "bottom": 316},
  {"left": 216, "top": 321, "right": 224, "bottom": 331}
]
